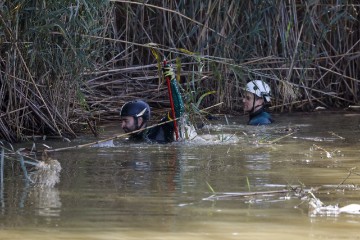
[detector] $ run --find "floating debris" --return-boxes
[29,151,62,188]
[30,159,61,188]
[91,139,115,147]
[309,197,360,217]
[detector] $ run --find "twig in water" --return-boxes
[328,131,345,140]
[203,189,293,201]
[48,103,224,152]
[17,153,34,183]
[255,131,294,145]
[48,117,181,152]
[224,115,229,125]
[265,132,295,144]
[246,176,251,191]
[335,167,357,190]
[206,181,216,194]
[312,144,332,158]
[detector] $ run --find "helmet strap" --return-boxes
[250,93,264,113]
[133,117,138,130]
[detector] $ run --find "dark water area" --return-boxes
[1,112,360,239]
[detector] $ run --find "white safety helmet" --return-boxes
[245,80,271,103]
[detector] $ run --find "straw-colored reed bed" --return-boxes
[0,0,359,142]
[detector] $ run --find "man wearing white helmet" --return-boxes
[243,80,273,125]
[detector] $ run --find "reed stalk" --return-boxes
[0,1,359,142]
[0,148,4,187]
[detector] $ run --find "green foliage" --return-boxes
[181,56,216,120]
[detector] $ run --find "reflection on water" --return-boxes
[1,112,360,239]
[32,186,61,218]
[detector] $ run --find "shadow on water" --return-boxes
[1,112,360,239]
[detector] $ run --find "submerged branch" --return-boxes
[47,117,181,152]
[203,189,293,201]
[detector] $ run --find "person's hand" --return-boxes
[163,65,175,80]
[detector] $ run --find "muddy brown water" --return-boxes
[1,112,360,239]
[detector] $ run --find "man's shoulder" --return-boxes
[144,123,173,144]
[249,111,273,125]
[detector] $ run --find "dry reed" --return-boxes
[0,1,359,142]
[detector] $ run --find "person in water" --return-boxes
[243,80,273,125]
[120,65,196,143]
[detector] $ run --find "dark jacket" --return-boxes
[248,109,273,125]
[128,117,174,144]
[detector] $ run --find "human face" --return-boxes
[121,116,143,133]
[242,92,263,113]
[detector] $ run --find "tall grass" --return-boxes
[0,0,359,142]
[108,0,359,112]
[0,0,113,142]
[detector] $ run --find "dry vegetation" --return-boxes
[0,0,359,142]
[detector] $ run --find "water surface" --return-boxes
[1,112,360,239]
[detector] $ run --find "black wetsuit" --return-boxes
[129,78,184,144]
[129,116,176,143]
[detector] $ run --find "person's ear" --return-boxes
[137,117,144,127]
[256,97,264,104]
